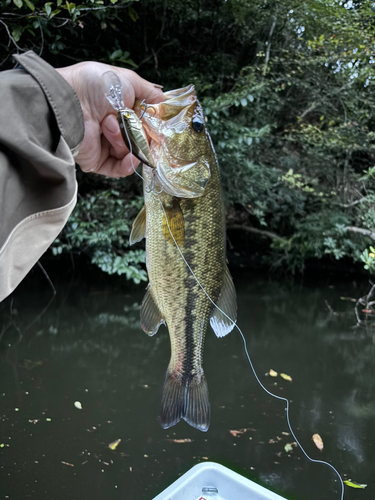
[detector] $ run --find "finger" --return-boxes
[95,152,141,179]
[115,69,164,107]
[102,114,129,157]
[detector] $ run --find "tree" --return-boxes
[1,0,375,280]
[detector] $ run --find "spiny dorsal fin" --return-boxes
[162,198,184,247]
[140,285,165,336]
[129,205,146,245]
[210,265,237,338]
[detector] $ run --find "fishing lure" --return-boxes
[101,71,155,169]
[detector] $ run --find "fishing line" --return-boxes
[120,113,162,194]
[158,190,345,500]
[124,111,345,500]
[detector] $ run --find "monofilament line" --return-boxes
[125,113,344,500]
[158,199,345,500]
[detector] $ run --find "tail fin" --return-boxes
[159,372,210,432]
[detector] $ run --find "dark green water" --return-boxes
[1,267,374,500]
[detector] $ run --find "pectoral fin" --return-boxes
[129,205,146,245]
[162,198,185,247]
[210,266,237,338]
[140,285,165,336]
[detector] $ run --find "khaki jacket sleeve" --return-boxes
[0,51,84,302]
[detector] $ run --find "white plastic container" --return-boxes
[152,462,287,500]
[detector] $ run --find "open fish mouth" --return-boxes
[162,84,196,104]
[136,83,212,198]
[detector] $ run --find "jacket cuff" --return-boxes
[13,51,84,152]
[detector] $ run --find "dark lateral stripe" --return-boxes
[182,248,197,384]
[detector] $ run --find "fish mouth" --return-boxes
[162,84,196,104]
[136,84,211,198]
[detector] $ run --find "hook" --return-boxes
[139,99,156,120]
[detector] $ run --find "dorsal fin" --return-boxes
[162,198,184,247]
[210,266,237,338]
[140,285,165,336]
[129,205,146,245]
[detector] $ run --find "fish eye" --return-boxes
[192,119,204,133]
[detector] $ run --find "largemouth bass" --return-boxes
[130,85,237,432]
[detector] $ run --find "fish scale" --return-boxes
[130,85,237,431]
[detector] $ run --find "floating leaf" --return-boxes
[312,433,324,451]
[167,438,193,443]
[74,401,82,410]
[108,439,121,450]
[269,369,278,377]
[280,373,292,382]
[284,442,297,453]
[229,428,249,437]
[20,359,43,370]
[344,480,367,489]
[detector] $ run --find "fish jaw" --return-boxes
[135,86,212,198]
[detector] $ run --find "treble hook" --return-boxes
[145,169,163,194]
[139,99,157,120]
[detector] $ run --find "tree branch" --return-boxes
[338,197,368,208]
[227,224,282,240]
[345,226,375,241]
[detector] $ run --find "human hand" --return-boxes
[56,62,163,178]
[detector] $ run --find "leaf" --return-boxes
[280,373,292,382]
[312,433,324,451]
[74,401,82,410]
[110,49,123,60]
[108,438,121,450]
[343,480,367,489]
[44,2,52,16]
[13,0,23,7]
[167,438,193,443]
[284,442,297,453]
[269,369,278,377]
[229,428,249,437]
[128,6,138,22]
[23,0,35,10]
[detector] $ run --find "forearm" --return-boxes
[0,51,84,302]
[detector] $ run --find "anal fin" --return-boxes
[210,265,237,338]
[140,285,165,336]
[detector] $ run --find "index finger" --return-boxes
[114,68,164,108]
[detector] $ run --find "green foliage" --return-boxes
[2,0,375,277]
[360,246,375,273]
[51,187,147,284]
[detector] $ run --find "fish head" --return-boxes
[136,85,213,198]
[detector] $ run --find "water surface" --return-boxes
[1,268,374,500]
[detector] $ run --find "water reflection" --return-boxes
[0,271,374,500]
